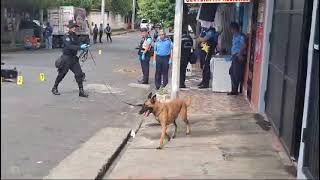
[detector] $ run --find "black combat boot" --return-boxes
[51,86,60,95]
[79,88,88,97]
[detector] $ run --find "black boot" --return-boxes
[198,84,209,89]
[51,86,60,95]
[79,88,88,97]
[197,82,204,87]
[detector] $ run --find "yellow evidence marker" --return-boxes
[17,75,23,85]
[39,73,45,81]
[98,50,102,55]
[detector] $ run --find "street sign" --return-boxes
[184,0,250,3]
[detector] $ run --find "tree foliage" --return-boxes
[137,0,175,27]
[92,0,132,16]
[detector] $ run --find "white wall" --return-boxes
[88,11,127,31]
[297,0,318,179]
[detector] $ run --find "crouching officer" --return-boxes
[52,22,89,97]
[180,30,193,88]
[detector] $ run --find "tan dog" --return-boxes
[139,92,192,149]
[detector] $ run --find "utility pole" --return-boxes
[101,0,105,28]
[171,0,183,99]
[131,0,136,30]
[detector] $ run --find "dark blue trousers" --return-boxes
[229,55,245,93]
[155,55,170,89]
[201,50,213,85]
[140,55,150,83]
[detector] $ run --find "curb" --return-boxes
[1,47,25,53]
[112,30,137,36]
[95,130,131,180]
[95,115,145,179]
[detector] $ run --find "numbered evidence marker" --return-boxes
[17,75,23,85]
[39,73,45,81]
[98,50,102,55]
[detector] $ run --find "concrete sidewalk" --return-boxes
[106,87,295,178]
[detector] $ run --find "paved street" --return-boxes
[1,32,150,179]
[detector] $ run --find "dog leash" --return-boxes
[103,82,143,107]
[78,47,143,107]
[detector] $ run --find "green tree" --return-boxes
[137,0,175,28]
[91,0,132,16]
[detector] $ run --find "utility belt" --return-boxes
[138,48,154,56]
[138,49,152,56]
[62,54,79,61]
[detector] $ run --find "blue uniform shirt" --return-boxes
[231,32,246,55]
[155,37,172,56]
[204,30,215,42]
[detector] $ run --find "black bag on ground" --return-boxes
[1,68,18,79]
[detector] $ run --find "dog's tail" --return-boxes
[185,96,192,107]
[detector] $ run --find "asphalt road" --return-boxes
[1,32,153,178]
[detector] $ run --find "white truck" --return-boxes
[48,6,90,48]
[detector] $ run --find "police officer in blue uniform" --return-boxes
[196,25,217,89]
[180,30,193,88]
[228,22,247,95]
[153,30,173,90]
[137,28,153,84]
[51,22,89,97]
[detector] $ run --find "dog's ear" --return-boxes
[147,92,152,99]
[151,94,156,103]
